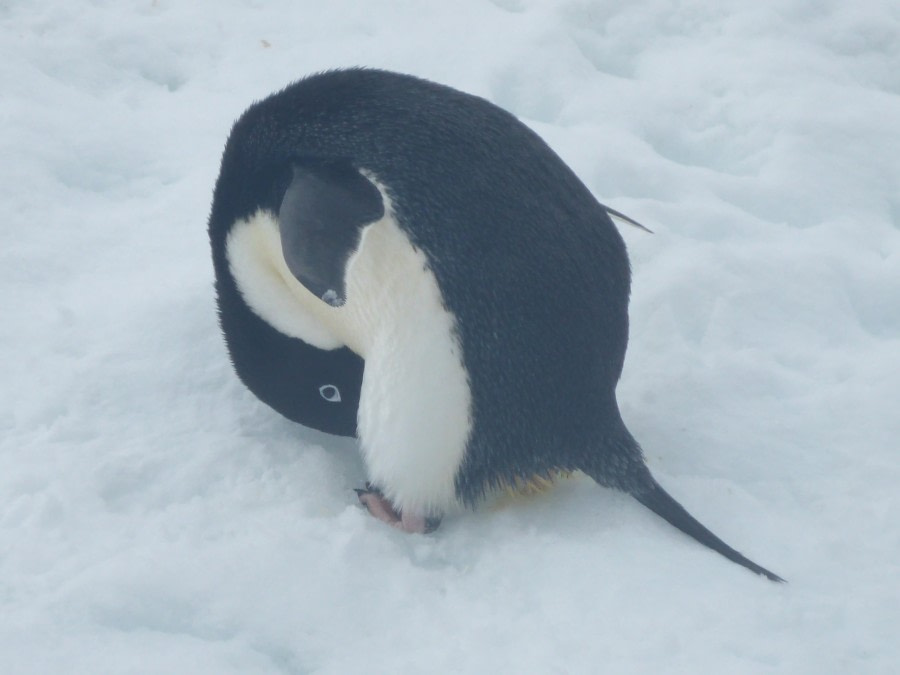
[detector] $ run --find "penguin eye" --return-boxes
[318,384,342,403]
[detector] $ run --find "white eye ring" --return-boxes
[318,384,342,403]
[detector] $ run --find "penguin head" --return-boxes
[209,154,368,437]
[217,284,364,436]
[251,337,363,436]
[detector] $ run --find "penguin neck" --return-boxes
[226,210,345,351]
[227,208,427,357]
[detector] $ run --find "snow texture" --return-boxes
[2,1,899,673]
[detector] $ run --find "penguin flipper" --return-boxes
[278,160,385,306]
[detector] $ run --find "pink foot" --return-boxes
[355,486,442,534]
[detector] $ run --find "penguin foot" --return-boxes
[355,484,442,534]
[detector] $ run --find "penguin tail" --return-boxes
[582,430,785,583]
[602,205,654,234]
[630,478,785,583]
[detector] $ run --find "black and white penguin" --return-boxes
[208,68,783,581]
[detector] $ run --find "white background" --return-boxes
[2,1,898,673]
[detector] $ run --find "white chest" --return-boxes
[226,206,473,516]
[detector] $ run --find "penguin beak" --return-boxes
[320,289,345,307]
[291,268,346,308]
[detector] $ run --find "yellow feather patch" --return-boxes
[490,471,573,509]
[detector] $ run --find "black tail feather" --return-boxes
[632,480,785,583]
[602,205,654,233]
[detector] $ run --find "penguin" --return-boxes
[208,68,783,582]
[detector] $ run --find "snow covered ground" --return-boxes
[2,1,899,672]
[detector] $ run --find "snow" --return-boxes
[2,0,899,672]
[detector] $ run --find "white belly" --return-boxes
[226,201,472,516]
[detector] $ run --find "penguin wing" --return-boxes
[278,161,385,306]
